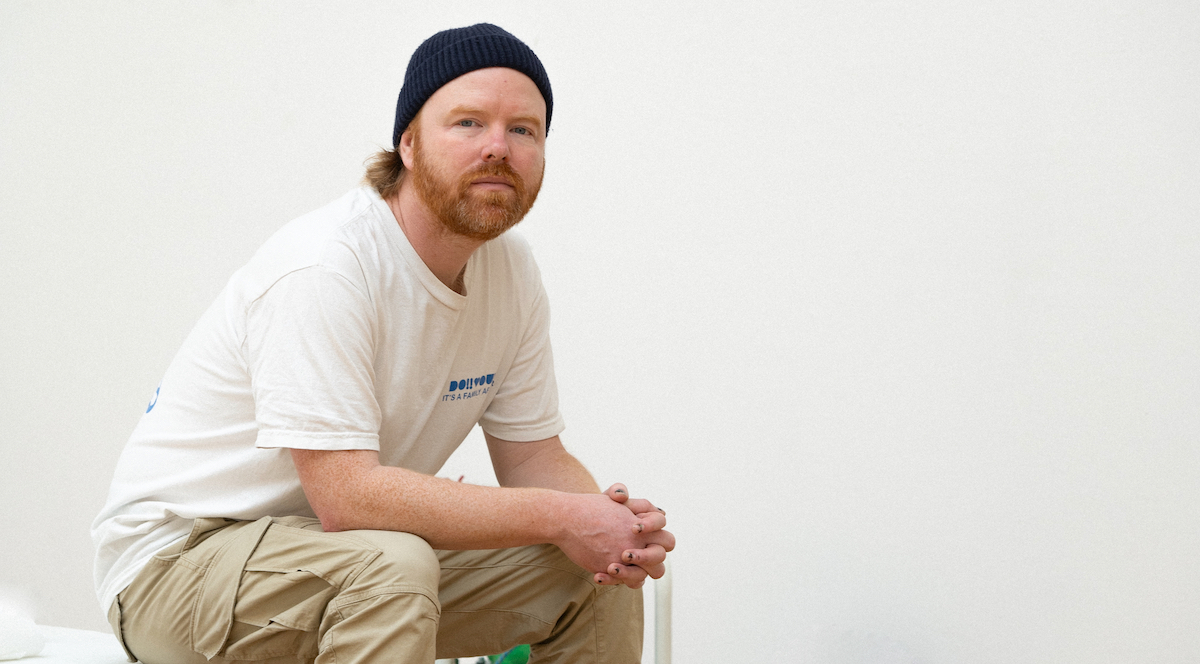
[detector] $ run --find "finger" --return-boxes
[622,544,667,570]
[622,497,657,514]
[607,562,649,589]
[632,511,667,534]
[641,562,667,580]
[595,572,638,587]
[641,529,675,553]
[594,571,637,586]
[603,483,629,504]
[622,547,667,579]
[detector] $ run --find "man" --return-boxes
[93,24,673,664]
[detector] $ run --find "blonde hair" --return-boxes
[364,147,405,200]
[364,111,421,199]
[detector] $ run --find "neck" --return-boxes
[387,183,485,294]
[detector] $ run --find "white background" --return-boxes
[2,1,1199,662]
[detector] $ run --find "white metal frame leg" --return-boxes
[654,561,672,664]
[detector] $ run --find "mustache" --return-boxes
[461,162,525,189]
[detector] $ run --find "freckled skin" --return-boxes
[293,438,673,587]
[293,68,674,587]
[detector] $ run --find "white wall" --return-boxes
[3,1,1198,662]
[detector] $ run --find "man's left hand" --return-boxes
[595,483,673,589]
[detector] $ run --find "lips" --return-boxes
[471,176,515,188]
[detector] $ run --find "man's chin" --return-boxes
[468,189,518,208]
[441,209,524,242]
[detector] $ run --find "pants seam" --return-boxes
[441,607,555,628]
[440,561,595,583]
[331,584,441,614]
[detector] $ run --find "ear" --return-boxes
[399,128,416,170]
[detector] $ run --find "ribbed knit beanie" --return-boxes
[392,23,553,147]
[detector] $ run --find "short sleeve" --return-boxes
[477,262,565,442]
[244,266,382,450]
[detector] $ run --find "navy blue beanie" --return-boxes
[392,23,553,147]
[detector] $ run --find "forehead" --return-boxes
[421,67,547,123]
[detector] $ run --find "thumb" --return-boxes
[603,483,629,504]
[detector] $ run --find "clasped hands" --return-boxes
[592,483,674,589]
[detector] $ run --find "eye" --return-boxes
[511,126,531,136]
[458,119,477,127]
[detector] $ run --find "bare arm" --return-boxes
[291,444,672,581]
[484,432,600,493]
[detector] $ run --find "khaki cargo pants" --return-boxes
[107,516,642,663]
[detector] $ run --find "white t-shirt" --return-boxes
[92,187,565,611]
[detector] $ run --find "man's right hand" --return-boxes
[553,491,675,590]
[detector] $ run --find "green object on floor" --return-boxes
[488,644,530,664]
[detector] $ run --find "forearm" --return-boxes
[295,449,576,550]
[292,445,666,580]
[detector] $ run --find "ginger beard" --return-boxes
[409,130,544,242]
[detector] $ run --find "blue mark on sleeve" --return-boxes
[145,385,160,413]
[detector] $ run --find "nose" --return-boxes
[482,126,509,162]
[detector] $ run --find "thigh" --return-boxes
[117,516,432,664]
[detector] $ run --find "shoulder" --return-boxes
[257,188,380,266]
[232,188,386,302]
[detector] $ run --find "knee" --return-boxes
[344,530,441,599]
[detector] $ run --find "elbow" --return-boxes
[314,510,348,533]
[309,498,362,533]
[292,448,377,533]
[304,481,364,533]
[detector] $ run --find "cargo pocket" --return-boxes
[189,516,381,662]
[190,516,275,660]
[219,569,335,661]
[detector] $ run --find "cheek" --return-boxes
[514,148,545,182]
